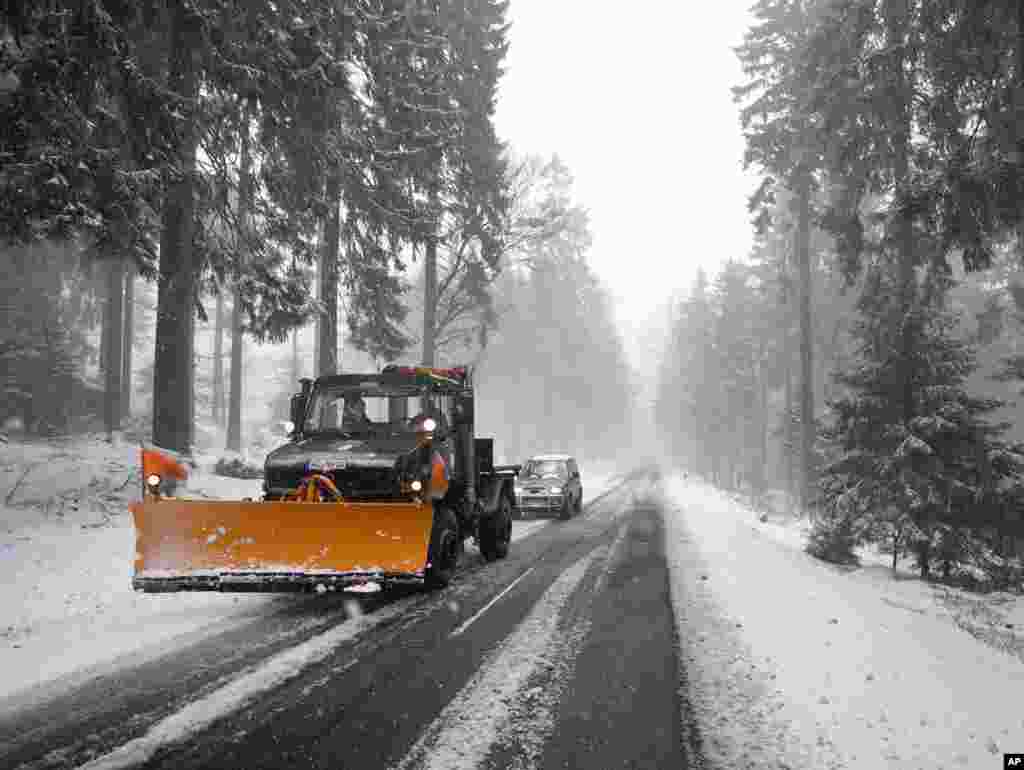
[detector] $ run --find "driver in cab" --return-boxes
[341,394,372,431]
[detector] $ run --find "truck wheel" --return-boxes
[480,496,512,561]
[425,506,459,590]
[574,493,583,514]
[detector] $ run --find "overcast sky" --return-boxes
[493,0,760,370]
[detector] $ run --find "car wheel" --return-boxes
[425,506,459,590]
[559,496,572,521]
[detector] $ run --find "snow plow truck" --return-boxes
[131,365,519,593]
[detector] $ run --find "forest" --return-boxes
[656,0,1024,586]
[0,1,634,468]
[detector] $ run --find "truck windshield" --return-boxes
[303,387,442,437]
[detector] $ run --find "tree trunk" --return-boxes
[188,323,196,450]
[99,313,107,379]
[757,339,769,504]
[824,318,842,405]
[1016,0,1024,261]
[98,268,108,376]
[784,326,797,513]
[213,290,225,425]
[121,261,134,420]
[313,258,321,376]
[103,256,124,439]
[318,175,341,376]
[227,292,243,453]
[422,238,438,367]
[796,172,815,516]
[887,0,916,426]
[226,111,254,454]
[152,0,199,455]
[292,327,300,383]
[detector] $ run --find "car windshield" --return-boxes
[523,459,567,479]
[303,387,443,437]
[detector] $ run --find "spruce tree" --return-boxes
[818,264,1024,576]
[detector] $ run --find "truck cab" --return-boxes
[263,365,519,563]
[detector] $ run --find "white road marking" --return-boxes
[78,599,414,770]
[450,503,620,639]
[510,520,549,542]
[450,567,536,638]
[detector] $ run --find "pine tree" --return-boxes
[818,265,1024,575]
[734,0,823,512]
[655,269,720,478]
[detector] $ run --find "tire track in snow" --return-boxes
[75,597,416,770]
[392,520,631,770]
[491,519,632,770]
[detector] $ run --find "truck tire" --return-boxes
[480,495,512,561]
[425,506,459,590]
[574,492,583,514]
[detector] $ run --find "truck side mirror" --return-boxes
[454,394,473,425]
[289,393,307,434]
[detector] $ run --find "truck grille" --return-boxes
[332,467,398,498]
[265,466,399,499]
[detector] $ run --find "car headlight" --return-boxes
[550,486,562,494]
[411,480,422,492]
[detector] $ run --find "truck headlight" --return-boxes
[411,480,422,492]
[550,486,562,494]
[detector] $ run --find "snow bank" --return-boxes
[724,487,1024,664]
[581,462,622,504]
[661,472,1024,769]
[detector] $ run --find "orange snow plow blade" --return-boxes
[130,498,434,593]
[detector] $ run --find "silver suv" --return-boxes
[515,454,583,520]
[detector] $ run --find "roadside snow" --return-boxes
[0,438,288,701]
[581,462,621,504]
[662,473,1024,769]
